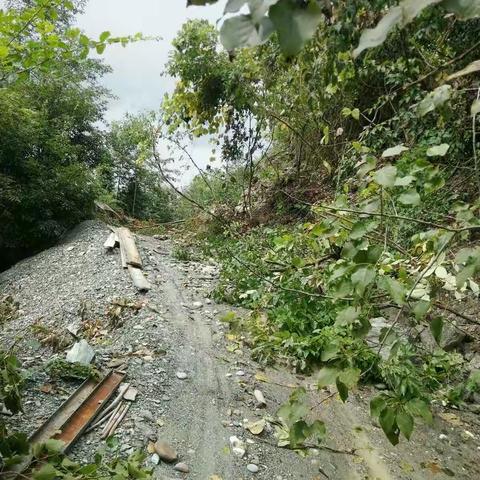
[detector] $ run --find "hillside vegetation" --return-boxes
[1,0,480,477]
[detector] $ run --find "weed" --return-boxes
[31,320,72,352]
[172,245,195,262]
[0,295,18,325]
[45,358,100,381]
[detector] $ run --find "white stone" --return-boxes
[66,340,94,365]
[176,371,188,380]
[247,464,259,473]
[229,436,246,458]
[236,370,245,376]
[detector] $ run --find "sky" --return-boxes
[76,0,225,185]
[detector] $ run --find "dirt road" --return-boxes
[1,221,478,479]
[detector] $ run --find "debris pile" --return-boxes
[104,227,151,292]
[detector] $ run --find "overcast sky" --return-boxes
[77,0,225,185]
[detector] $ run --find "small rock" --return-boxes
[229,436,246,458]
[236,370,245,376]
[439,433,448,441]
[253,389,266,408]
[147,442,156,454]
[66,322,81,338]
[66,340,94,365]
[192,301,203,309]
[176,371,188,380]
[247,464,259,473]
[174,462,190,473]
[150,454,160,465]
[154,440,178,463]
[124,386,138,401]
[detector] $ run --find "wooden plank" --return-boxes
[119,240,128,269]
[117,227,142,268]
[128,266,151,291]
[104,232,117,249]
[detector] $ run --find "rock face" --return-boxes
[65,339,94,364]
[154,440,178,463]
[366,317,392,359]
[420,322,466,351]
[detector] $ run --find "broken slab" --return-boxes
[123,386,138,401]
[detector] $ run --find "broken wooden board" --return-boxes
[116,227,142,268]
[128,265,151,291]
[119,239,128,269]
[104,232,118,249]
[30,370,125,452]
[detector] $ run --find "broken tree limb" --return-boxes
[101,402,125,439]
[85,408,115,433]
[107,402,131,437]
[116,227,142,268]
[128,266,151,291]
[92,382,130,424]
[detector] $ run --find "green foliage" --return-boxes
[104,113,174,222]
[45,358,100,381]
[276,388,326,448]
[172,244,195,262]
[0,349,24,414]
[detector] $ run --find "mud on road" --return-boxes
[1,221,479,479]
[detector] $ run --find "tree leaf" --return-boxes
[373,165,397,187]
[379,406,398,444]
[95,43,106,54]
[353,0,441,58]
[321,342,339,362]
[336,377,348,402]
[349,220,379,240]
[406,398,433,424]
[430,317,444,345]
[99,31,111,42]
[398,189,421,206]
[316,367,339,388]
[370,395,387,417]
[269,0,323,56]
[351,265,376,296]
[396,409,414,440]
[338,367,360,389]
[33,464,58,480]
[220,14,259,50]
[394,175,416,186]
[382,276,407,305]
[224,0,248,13]
[336,306,360,326]
[413,300,431,319]
[417,85,452,116]
[382,145,409,158]
[426,144,450,156]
